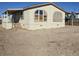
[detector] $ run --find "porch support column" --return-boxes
[4,12,8,29]
[7,11,9,19]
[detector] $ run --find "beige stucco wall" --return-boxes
[23,5,65,30]
[2,15,13,29]
[21,10,30,29]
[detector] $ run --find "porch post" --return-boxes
[3,13,6,28]
[5,11,9,28]
[7,11,9,19]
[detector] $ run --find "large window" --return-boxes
[53,11,63,22]
[35,10,47,22]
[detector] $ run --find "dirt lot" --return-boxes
[0,26,79,56]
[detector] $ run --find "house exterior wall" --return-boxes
[22,10,30,29]
[23,5,65,30]
[2,14,13,29]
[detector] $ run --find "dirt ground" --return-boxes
[0,26,79,56]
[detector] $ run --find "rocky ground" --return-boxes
[0,26,79,56]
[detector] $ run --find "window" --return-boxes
[53,11,63,22]
[35,10,47,22]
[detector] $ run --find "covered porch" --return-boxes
[2,8,24,29]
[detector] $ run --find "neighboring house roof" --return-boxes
[23,3,67,13]
[66,12,79,14]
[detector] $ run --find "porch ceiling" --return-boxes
[3,8,23,14]
[8,10,17,14]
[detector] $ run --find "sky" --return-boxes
[0,2,79,15]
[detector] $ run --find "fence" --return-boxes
[65,19,79,26]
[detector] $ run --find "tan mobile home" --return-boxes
[2,3,65,30]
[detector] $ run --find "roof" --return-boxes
[3,8,23,14]
[7,8,23,11]
[23,3,66,13]
[3,3,66,14]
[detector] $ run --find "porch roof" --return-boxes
[3,8,23,14]
[7,8,23,11]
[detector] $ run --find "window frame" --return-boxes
[34,10,47,22]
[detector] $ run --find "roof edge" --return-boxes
[23,2,66,13]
